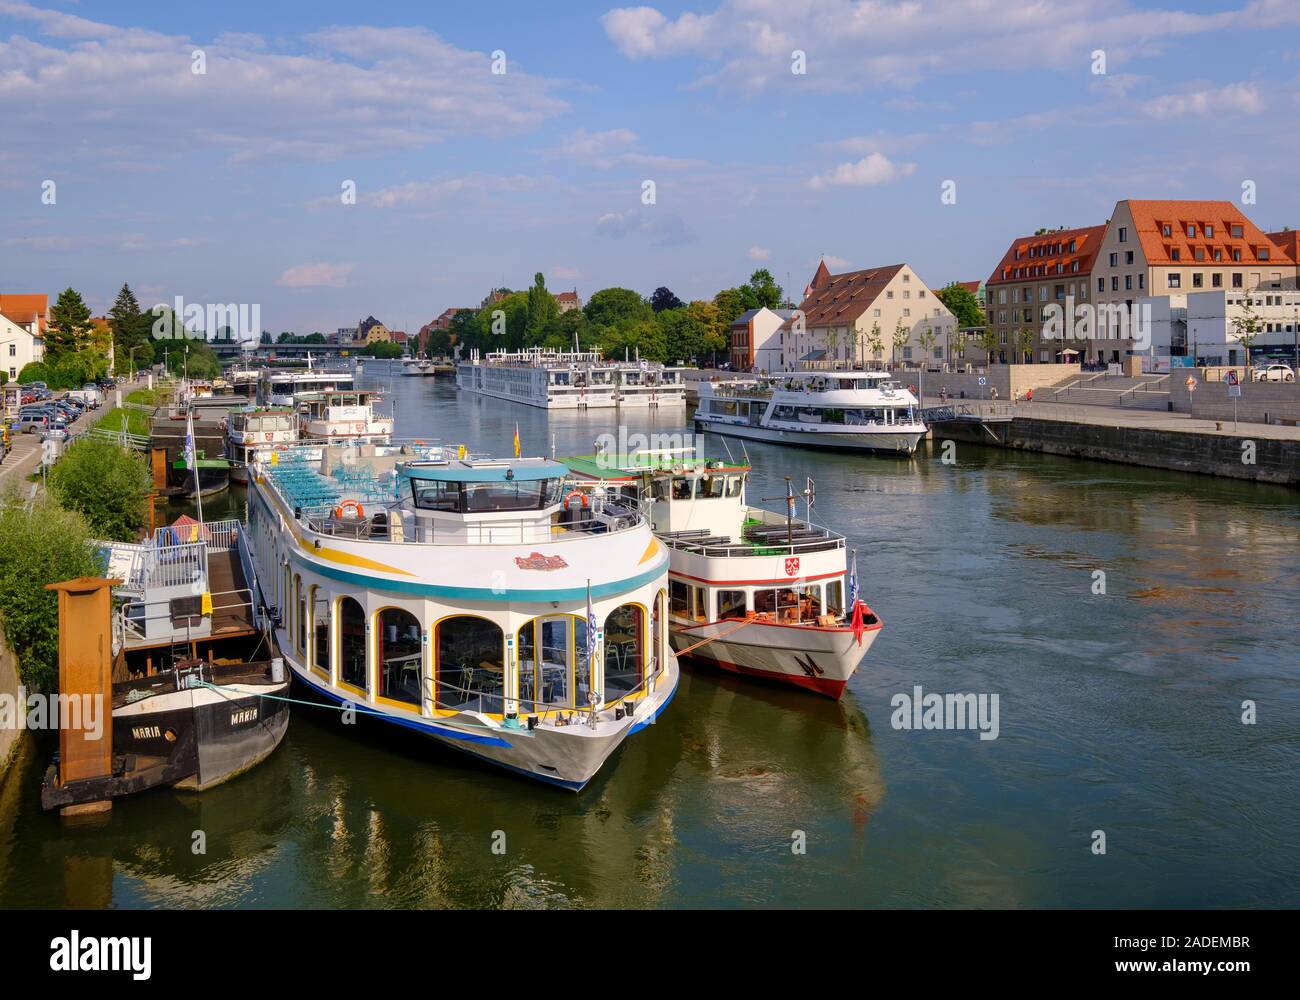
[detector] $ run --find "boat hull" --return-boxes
[283,653,678,790]
[693,416,924,455]
[670,616,880,698]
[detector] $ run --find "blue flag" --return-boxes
[848,549,859,609]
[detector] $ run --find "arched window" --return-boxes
[377,607,422,707]
[604,604,644,698]
[516,615,586,710]
[338,597,367,693]
[436,616,503,713]
[311,587,329,677]
[652,589,665,676]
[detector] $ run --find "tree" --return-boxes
[526,272,560,343]
[865,322,884,366]
[46,287,93,359]
[448,309,477,354]
[977,327,1001,365]
[917,321,938,364]
[1014,327,1036,364]
[937,283,985,329]
[363,341,404,359]
[164,337,222,379]
[891,320,911,366]
[584,288,652,330]
[109,283,152,375]
[712,287,746,328]
[48,438,152,542]
[0,493,105,692]
[1231,293,1263,368]
[657,307,721,364]
[745,269,783,310]
[650,286,684,313]
[600,318,666,361]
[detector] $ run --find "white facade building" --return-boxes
[0,295,48,383]
[1137,290,1300,367]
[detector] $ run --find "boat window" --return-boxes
[726,475,744,497]
[462,480,552,513]
[652,590,664,674]
[692,586,708,621]
[339,597,367,692]
[378,607,422,707]
[700,475,725,499]
[826,580,844,615]
[436,616,504,713]
[604,604,643,699]
[669,579,691,616]
[312,588,329,676]
[651,478,671,501]
[671,477,694,500]
[517,621,538,709]
[717,590,747,619]
[754,587,820,622]
[410,480,459,511]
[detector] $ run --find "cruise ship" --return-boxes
[694,370,926,454]
[258,355,354,406]
[297,388,394,443]
[566,449,880,698]
[244,443,679,789]
[457,348,687,409]
[224,406,298,484]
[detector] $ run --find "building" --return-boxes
[332,326,357,346]
[777,260,956,370]
[357,316,391,345]
[728,307,795,372]
[555,289,582,313]
[479,288,509,309]
[984,225,1105,363]
[952,280,986,309]
[0,293,48,382]
[1090,200,1299,364]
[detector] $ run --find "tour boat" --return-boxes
[259,354,354,406]
[565,449,881,698]
[694,370,926,455]
[457,348,687,409]
[244,444,679,789]
[225,406,299,484]
[297,388,394,443]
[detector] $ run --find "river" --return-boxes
[2,360,1297,908]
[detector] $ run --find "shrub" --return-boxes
[47,438,151,541]
[0,493,104,693]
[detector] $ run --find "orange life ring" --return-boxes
[335,499,365,520]
[563,491,589,510]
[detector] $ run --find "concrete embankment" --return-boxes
[0,629,27,782]
[932,414,1300,485]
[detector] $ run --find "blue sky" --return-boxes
[3,0,1299,333]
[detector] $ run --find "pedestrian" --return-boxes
[1025,388,1033,402]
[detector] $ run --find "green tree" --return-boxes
[650,286,684,313]
[164,337,222,379]
[1014,327,1036,364]
[526,272,560,343]
[891,320,911,365]
[657,307,721,364]
[977,327,1001,365]
[46,287,93,359]
[712,287,746,328]
[865,322,884,366]
[109,283,152,375]
[1230,293,1263,368]
[600,318,666,361]
[937,283,985,329]
[363,341,405,359]
[448,309,478,353]
[584,288,653,330]
[48,438,152,542]
[745,269,784,310]
[0,493,105,692]
[917,321,938,364]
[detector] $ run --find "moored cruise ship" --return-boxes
[298,388,394,443]
[225,406,298,483]
[565,449,881,698]
[694,370,926,455]
[457,348,687,409]
[245,444,679,789]
[258,355,354,406]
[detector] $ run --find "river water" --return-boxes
[2,360,1297,908]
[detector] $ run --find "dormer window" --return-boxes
[1231,224,1244,238]
[1187,224,1196,238]
[1259,247,1270,260]
[1205,224,1214,237]
[1162,224,1172,238]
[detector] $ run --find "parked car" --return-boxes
[18,411,53,434]
[1251,363,1296,383]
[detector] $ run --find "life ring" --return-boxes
[354,421,364,433]
[335,499,365,520]
[264,431,273,442]
[563,491,589,510]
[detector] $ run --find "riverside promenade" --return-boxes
[921,395,1300,485]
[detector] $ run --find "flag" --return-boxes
[851,597,866,646]
[848,548,859,609]
[786,477,796,517]
[513,422,521,458]
[183,409,197,470]
[806,476,815,516]
[585,579,598,662]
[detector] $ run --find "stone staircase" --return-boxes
[1046,372,1171,410]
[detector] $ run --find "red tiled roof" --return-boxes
[555,290,579,302]
[955,281,981,293]
[781,263,905,330]
[1265,229,1300,264]
[0,293,49,333]
[1123,200,1286,266]
[986,225,1106,286]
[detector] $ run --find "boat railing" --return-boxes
[116,586,254,648]
[661,531,844,558]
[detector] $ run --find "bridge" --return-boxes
[921,402,1016,424]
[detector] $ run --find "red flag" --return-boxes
[851,599,865,646]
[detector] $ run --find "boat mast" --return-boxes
[185,404,205,524]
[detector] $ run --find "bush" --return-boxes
[17,361,50,385]
[0,493,104,693]
[47,438,152,541]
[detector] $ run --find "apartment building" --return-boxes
[0,293,49,382]
[728,306,795,372]
[984,225,1105,363]
[1090,200,1299,363]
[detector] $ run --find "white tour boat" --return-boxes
[566,449,880,698]
[259,354,354,406]
[225,406,299,484]
[245,445,679,789]
[457,348,687,409]
[297,388,394,444]
[694,370,926,455]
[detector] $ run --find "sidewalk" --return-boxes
[0,404,104,493]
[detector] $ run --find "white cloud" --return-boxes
[358,174,542,210]
[821,255,852,270]
[594,208,695,246]
[748,246,770,260]
[545,128,704,171]
[1142,82,1265,118]
[0,2,569,164]
[601,0,1247,93]
[809,153,916,190]
[276,262,355,288]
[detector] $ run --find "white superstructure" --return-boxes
[456,348,687,409]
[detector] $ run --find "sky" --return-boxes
[3,0,1300,334]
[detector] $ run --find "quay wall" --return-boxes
[0,627,25,781]
[1169,371,1300,425]
[933,417,1300,485]
[919,363,1079,401]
